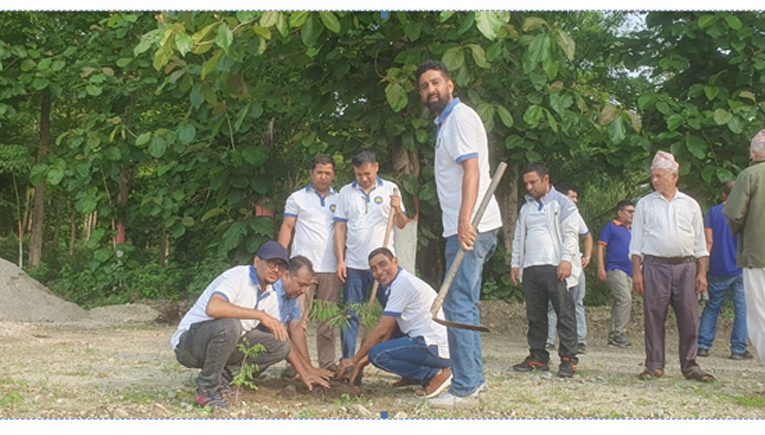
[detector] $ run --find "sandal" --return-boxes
[638,368,665,380]
[684,370,715,383]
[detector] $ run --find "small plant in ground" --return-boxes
[0,391,23,412]
[231,338,266,405]
[311,299,382,330]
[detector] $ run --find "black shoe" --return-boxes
[730,350,754,360]
[608,332,631,348]
[697,348,709,357]
[513,355,549,372]
[558,357,577,378]
[545,343,555,350]
[576,343,586,355]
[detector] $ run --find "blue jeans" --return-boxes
[698,274,748,354]
[546,272,587,345]
[443,230,497,397]
[368,336,450,384]
[340,268,388,359]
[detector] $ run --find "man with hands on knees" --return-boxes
[336,248,452,399]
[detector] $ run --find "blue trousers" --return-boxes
[340,268,388,358]
[698,274,748,354]
[443,230,497,397]
[368,336,450,384]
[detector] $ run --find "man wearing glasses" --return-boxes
[171,241,330,409]
[597,200,636,349]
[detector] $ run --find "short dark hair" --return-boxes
[723,180,735,198]
[352,150,377,167]
[556,183,577,196]
[415,60,451,82]
[368,247,395,262]
[288,255,314,276]
[521,162,549,179]
[615,199,634,216]
[311,154,335,171]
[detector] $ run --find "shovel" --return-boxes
[430,162,508,332]
[368,188,398,304]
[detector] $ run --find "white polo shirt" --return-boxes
[171,265,279,349]
[434,98,502,238]
[382,268,450,359]
[334,177,405,270]
[284,184,339,273]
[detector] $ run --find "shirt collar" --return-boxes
[382,266,404,293]
[612,219,631,229]
[434,97,461,127]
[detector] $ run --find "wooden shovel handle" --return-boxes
[369,187,399,303]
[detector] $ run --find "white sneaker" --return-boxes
[428,391,479,408]
[469,383,487,398]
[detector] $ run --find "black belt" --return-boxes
[644,255,696,265]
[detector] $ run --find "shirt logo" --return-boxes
[374,196,383,204]
[329,204,336,212]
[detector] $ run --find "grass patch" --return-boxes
[734,394,765,408]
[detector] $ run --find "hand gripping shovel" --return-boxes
[430,162,508,332]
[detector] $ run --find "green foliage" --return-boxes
[310,299,382,330]
[231,338,266,404]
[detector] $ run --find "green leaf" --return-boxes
[85,84,102,96]
[319,12,341,34]
[608,117,626,144]
[301,15,321,47]
[182,216,195,227]
[467,44,490,68]
[241,145,268,166]
[51,59,66,71]
[20,59,36,71]
[525,150,542,162]
[178,124,197,144]
[523,105,544,127]
[439,11,455,23]
[495,104,514,128]
[192,22,219,44]
[135,132,152,146]
[522,17,547,32]
[47,167,65,186]
[698,15,717,29]
[442,46,465,72]
[723,15,743,30]
[31,78,49,90]
[76,197,97,214]
[116,57,132,67]
[476,12,502,40]
[215,24,234,50]
[704,85,719,101]
[289,11,310,28]
[666,114,684,131]
[403,22,422,42]
[149,136,167,158]
[93,248,112,263]
[385,82,408,113]
[201,207,226,221]
[556,29,575,61]
[201,50,223,80]
[685,135,707,159]
[175,33,193,56]
[190,83,204,108]
[727,116,744,134]
[738,90,756,102]
[260,11,280,27]
[221,221,246,252]
[713,108,732,125]
[716,167,735,183]
[134,29,159,56]
[457,12,475,35]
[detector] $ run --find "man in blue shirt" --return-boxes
[698,181,753,360]
[597,200,635,348]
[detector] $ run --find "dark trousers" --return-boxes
[175,318,291,393]
[642,259,700,374]
[522,265,578,362]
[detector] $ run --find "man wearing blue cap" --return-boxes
[172,241,329,409]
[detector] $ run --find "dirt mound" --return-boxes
[0,257,87,322]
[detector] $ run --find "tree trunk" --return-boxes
[114,167,129,245]
[496,163,519,260]
[159,228,169,266]
[52,195,62,250]
[69,205,76,256]
[28,89,51,268]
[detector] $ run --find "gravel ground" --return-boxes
[0,301,763,419]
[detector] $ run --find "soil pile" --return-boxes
[0,257,87,322]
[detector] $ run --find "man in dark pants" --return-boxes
[630,151,713,382]
[171,242,329,409]
[511,162,581,378]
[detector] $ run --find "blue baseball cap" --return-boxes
[255,241,289,266]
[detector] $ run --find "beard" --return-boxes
[425,94,449,114]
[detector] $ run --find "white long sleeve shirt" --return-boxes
[629,190,709,259]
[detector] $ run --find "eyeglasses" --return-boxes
[264,260,286,272]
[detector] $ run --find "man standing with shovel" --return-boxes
[416,60,502,408]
